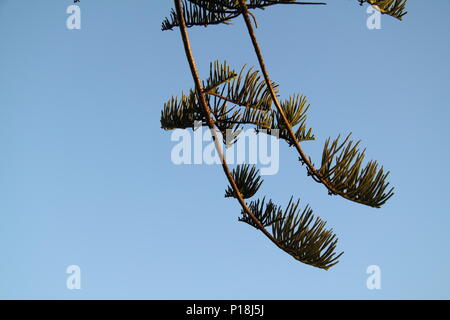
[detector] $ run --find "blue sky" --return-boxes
[0,0,449,299]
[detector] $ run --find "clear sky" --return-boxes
[1,0,449,299]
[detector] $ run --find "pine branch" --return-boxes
[240,197,282,228]
[161,0,409,269]
[161,61,275,132]
[246,0,327,10]
[203,60,238,92]
[163,60,316,148]
[238,0,396,208]
[161,90,204,130]
[240,107,273,130]
[318,134,394,207]
[204,62,315,144]
[240,197,343,270]
[359,0,408,20]
[163,0,407,31]
[225,165,263,199]
[168,0,342,270]
[210,99,242,144]
[274,94,315,144]
[162,0,327,31]
[204,63,277,111]
[162,0,240,31]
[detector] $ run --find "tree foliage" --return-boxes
[161,0,408,270]
[163,0,408,30]
[358,0,408,20]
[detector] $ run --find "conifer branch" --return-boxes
[169,0,342,270]
[240,197,343,269]
[161,0,408,269]
[238,0,396,208]
[162,60,314,143]
[162,0,327,31]
[359,0,408,20]
[163,1,408,31]
[161,90,204,130]
[204,63,277,111]
[225,164,263,199]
